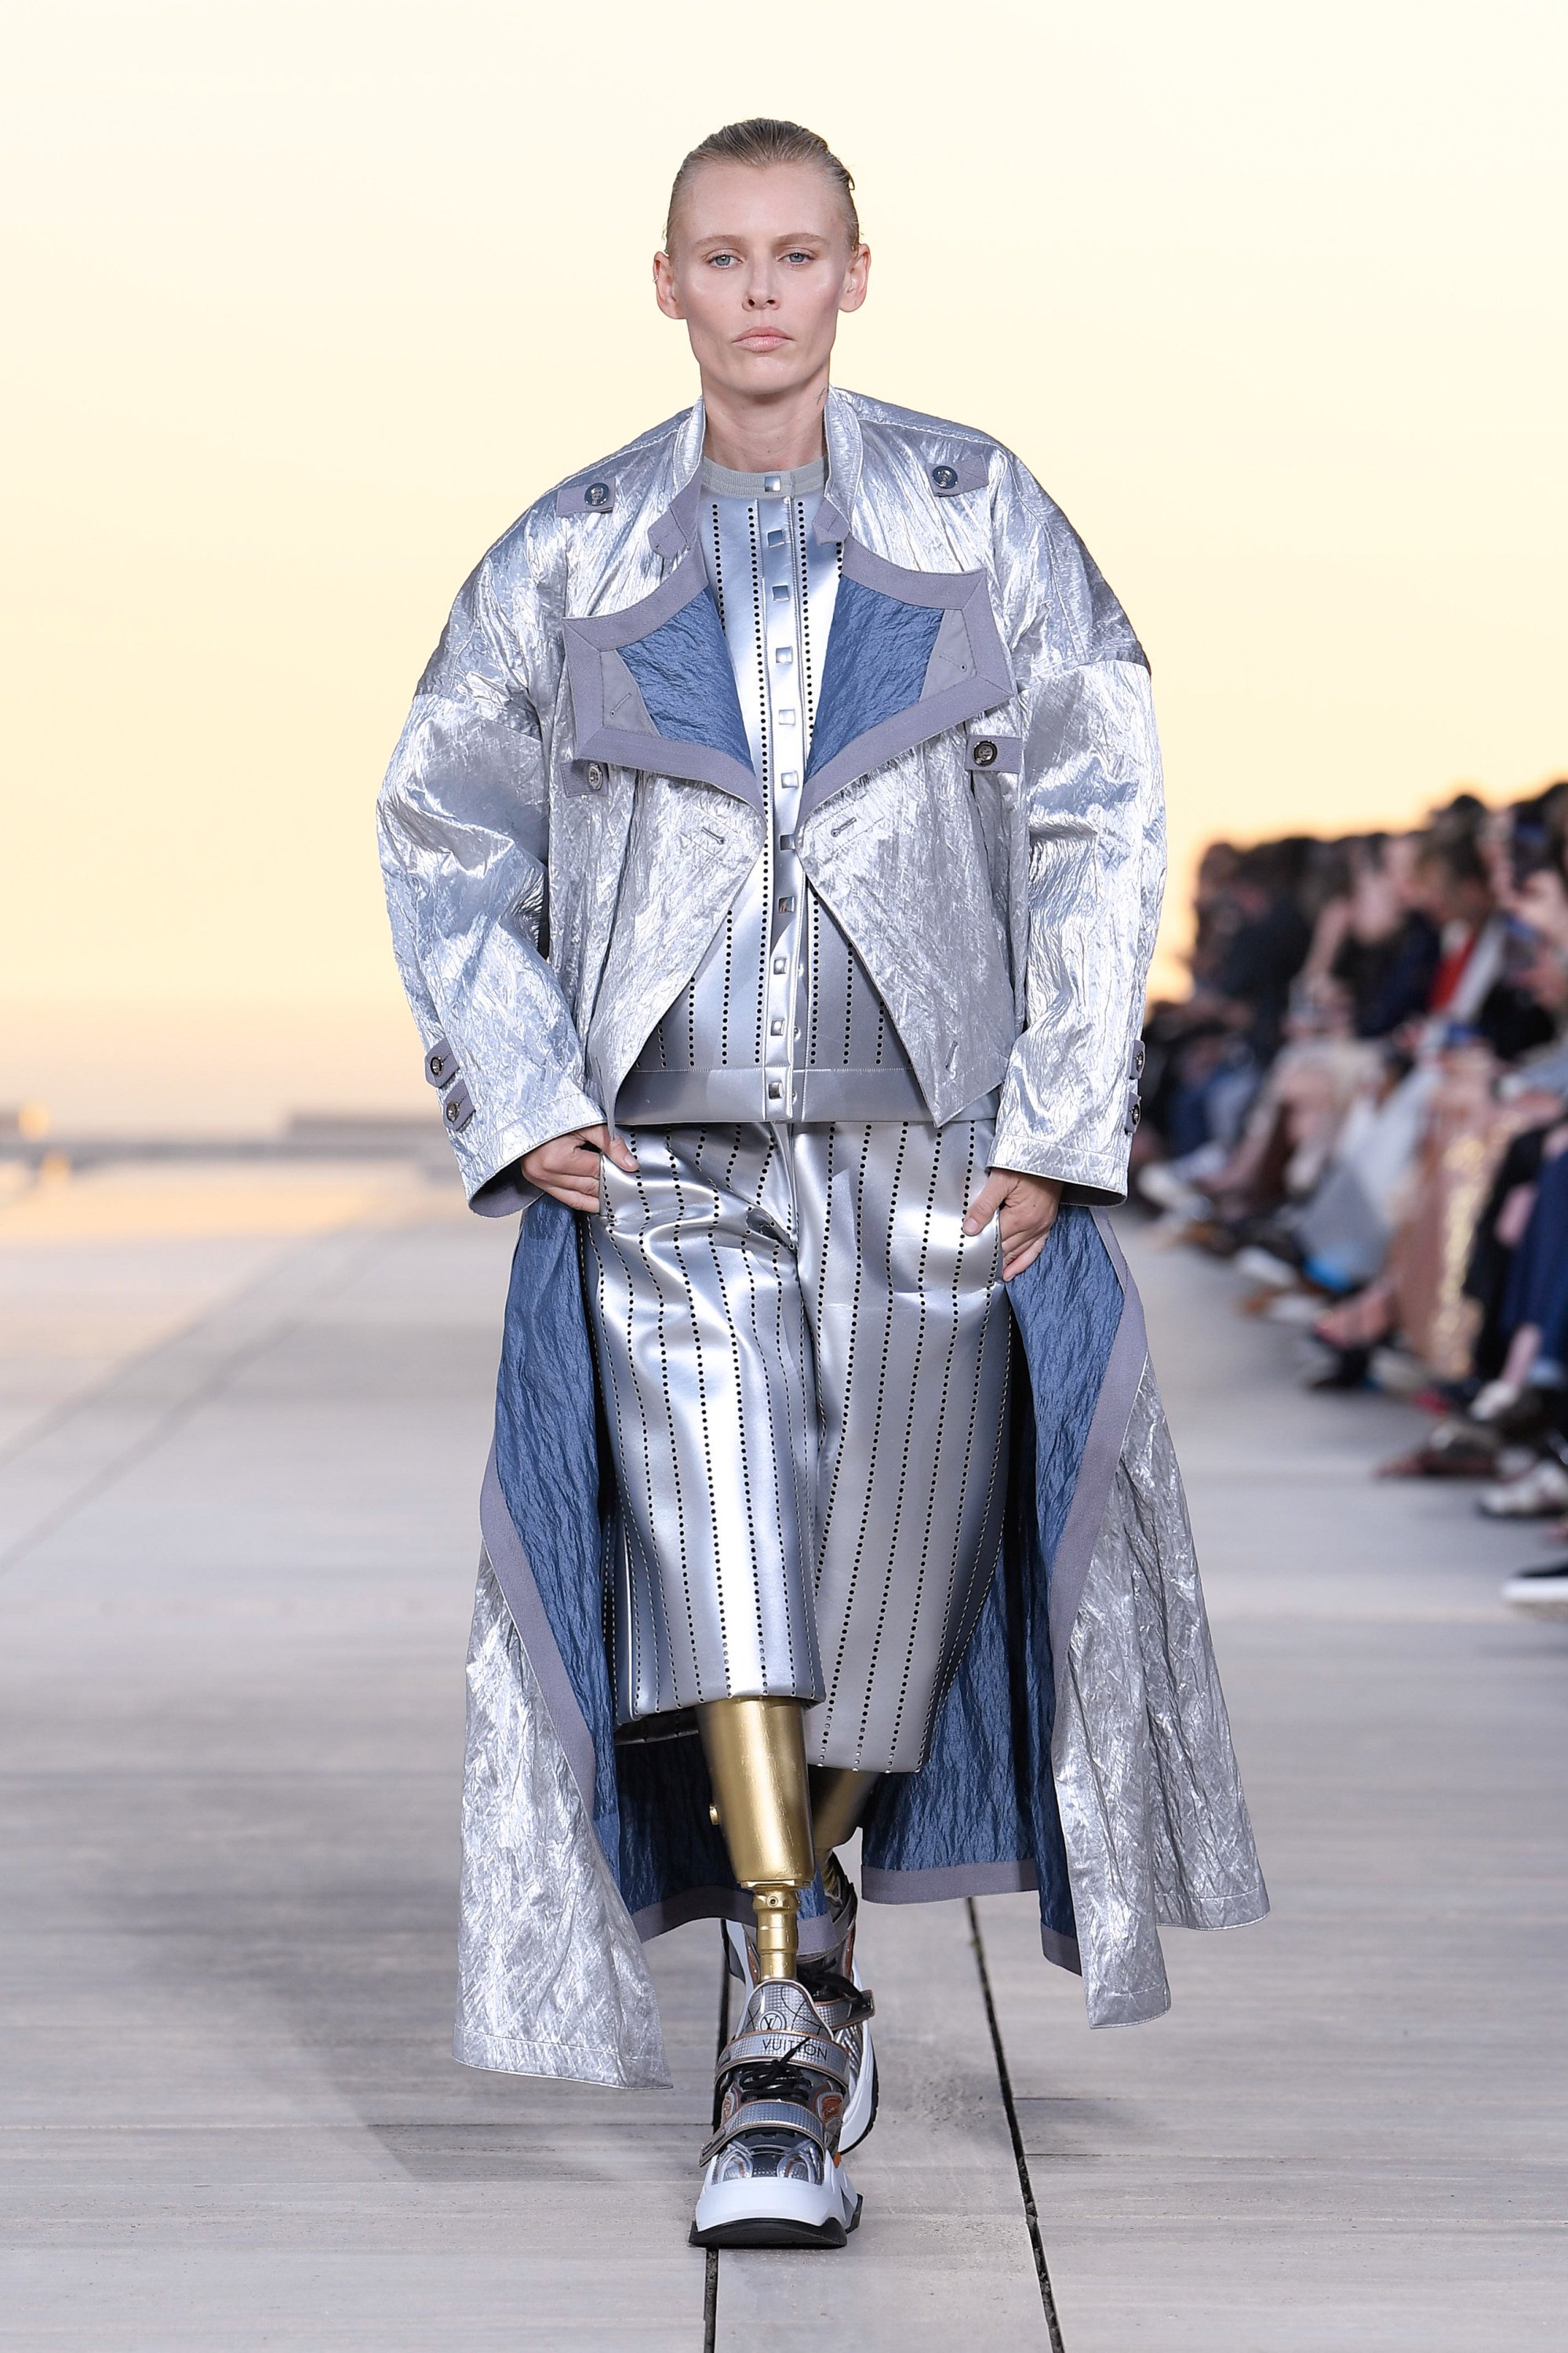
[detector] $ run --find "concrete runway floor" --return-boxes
[1,1160,1565,2348]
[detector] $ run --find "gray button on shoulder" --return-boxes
[931,464,959,492]
[971,738,998,767]
[584,481,612,508]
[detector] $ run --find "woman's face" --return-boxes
[654,161,868,406]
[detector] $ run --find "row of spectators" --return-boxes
[1134,782,1568,1612]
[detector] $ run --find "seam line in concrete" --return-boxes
[968,1896,1068,2351]
[704,1928,732,2349]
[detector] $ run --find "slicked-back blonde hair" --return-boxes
[664,118,860,251]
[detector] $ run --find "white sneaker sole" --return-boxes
[691,2158,862,2249]
[724,1921,879,2154]
[1503,1578,1568,1618]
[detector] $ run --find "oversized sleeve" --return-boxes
[988,461,1166,1204]
[377,548,603,1214]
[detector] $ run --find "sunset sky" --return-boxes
[2,0,1563,1131]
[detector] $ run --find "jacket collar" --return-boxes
[646,388,863,560]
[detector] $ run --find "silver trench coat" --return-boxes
[377,390,1266,2085]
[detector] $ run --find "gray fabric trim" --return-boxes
[478,1446,599,1823]
[1040,1923,1084,1976]
[700,456,828,499]
[1045,1211,1148,1698]
[424,1036,458,1088]
[930,449,990,497]
[555,476,617,516]
[797,543,1013,822]
[647,468,703,559]
[615,1065,929,1125]
[613,1070,1002,1126]
[631,1886,845,1956]
[861,1859,1039,1904]
[563,560,760,807]
[968,733,1022,774]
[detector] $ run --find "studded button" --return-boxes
[972,738,998,767]
[762,474,783,493]
[932,464,959,491]
[584,481,611,508]
[586,763,605,791]
[768,1080,784,1100]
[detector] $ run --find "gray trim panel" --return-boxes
[861,1859,1039,1904]
[478,1448,599,1823]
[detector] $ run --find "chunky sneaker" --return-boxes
[691,1976,863,2249]
[1502,1557,1568,1617]
[722,1852,878,2152]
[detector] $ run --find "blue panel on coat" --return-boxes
[806,577,946,780]
[617,588,755,773]
[493,1200,623,1857]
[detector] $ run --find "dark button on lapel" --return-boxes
[931,464,959,492]
[584,481,612,508]
[971,738,999,767]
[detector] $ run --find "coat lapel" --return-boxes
[798,538,1013,824]
[562,562,761,810]
[562,388,1013,821]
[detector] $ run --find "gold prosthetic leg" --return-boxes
[809,1768,882,1863]
[698,1698,813,1981]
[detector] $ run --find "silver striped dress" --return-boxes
[584,460,1013,1774]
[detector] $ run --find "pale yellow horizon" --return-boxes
[2,0,1564,1132]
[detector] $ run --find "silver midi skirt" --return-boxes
[582,1120,1012,1773]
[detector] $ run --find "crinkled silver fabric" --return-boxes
[377,386,1163,1215]
[454,1552,671,2087]
[582,1120,1010,1768]
[1053,1364,1269,2027]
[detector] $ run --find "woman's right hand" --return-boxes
[521,1124,637,1211]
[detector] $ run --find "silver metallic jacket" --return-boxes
[378,388,1165,1207]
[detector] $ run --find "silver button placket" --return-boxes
[759,480,802,1116]
[759,479,840,1120]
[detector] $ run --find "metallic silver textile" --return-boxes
[377,387,1163,1215]
[1053,1364,1268,2027]
[454,1551,671,2087]
[621,466,924,1127]
[582,1120,1011,1772]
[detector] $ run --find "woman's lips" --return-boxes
[736,330,788,350]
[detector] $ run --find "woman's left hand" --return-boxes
[964,1167,1064,1280]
